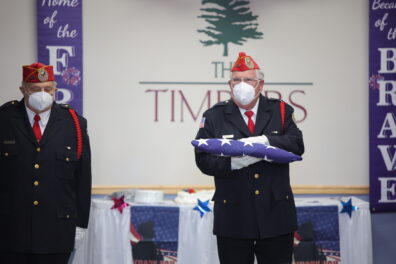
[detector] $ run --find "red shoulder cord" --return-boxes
[68,109,83,160]
[280,101,285,131]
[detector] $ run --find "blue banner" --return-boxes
[37,0,83,114]
[369,0,396,212]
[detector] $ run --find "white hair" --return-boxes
[255,69,264,80]
[230,69,265,80]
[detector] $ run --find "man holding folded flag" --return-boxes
[194,52,304,264]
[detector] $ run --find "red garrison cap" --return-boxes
[231,52,260,72]
[23,63,55,83]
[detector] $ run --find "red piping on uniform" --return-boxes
[280,101,285,131]
[68,109,82,160]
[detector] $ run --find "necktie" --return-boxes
[245,110,255,134]
[32,114,42,142]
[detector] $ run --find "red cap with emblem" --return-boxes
[231,52,260,72]
[23,62,55,83]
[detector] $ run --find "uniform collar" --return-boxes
[25,103,52,127]
[238,97,260,117]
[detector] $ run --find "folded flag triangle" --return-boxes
[192,138,302,164]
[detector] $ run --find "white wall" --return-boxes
[0,0,36,100]
[0,0,369,186]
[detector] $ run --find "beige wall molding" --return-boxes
[92,185,369,195]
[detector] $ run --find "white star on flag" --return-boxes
[265,145,277,150]
[243,141,254,147]
[219,138,232,146]
[197,139,209,146]
[263,155,273,162]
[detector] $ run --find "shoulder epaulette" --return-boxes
[268,98,290,108]
[212,100,230,108]
[267,97,281,103]
[0,100,19,109]
[59,103,73,110]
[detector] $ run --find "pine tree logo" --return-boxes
[197,0,263,56]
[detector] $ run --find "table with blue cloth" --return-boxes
[71,197,372,264]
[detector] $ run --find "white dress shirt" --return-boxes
[238,98,260,125]
[25,105,51,134]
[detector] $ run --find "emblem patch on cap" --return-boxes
[245,57,254,69]
[37,68,49,82]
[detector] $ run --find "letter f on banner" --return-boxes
[46,46,75,75]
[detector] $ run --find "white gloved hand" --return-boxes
[239,135,269,146]
[74,227,87,250]
[231,155,262,170]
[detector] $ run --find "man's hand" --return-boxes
[239,135,269,146]
[231,155,262,170]
[74,227,87,250]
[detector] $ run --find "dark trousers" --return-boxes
[0,252,71,264]
[217,233,294,264]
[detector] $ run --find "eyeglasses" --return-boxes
[230,77,260,85]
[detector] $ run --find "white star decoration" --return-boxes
[196,139,209,146]
[219,138,232,146]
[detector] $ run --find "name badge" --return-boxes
[3,140,16,144]
[222,134,234,139]
[271,131,279,134]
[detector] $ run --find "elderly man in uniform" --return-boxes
[0,63,91,264]
[195,52,304,264]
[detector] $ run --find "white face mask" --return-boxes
[28,91,54,112]
[232,82,257,106]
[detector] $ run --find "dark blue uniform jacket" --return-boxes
[195,95,304,239]
[0,100,91,253]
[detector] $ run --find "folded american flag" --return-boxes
[192,138,302,163]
